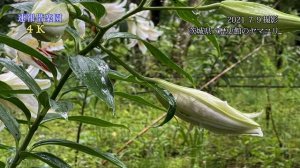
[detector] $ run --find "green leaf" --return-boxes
[103,32,194,84]
[32,139,127,168]
[0,89,32,95]
[9,2,34,12]
[0,58,41,96]
[68,55,114,111]
[174,2,201,27]
[20,151,71,168]
[0,143,15,151]
[150,84,176,126]
[205,30,221,57]
[59,86,87,99]
[61,0,82,16]
[49,100,73,119]
[16,119,49,129]
[0,104,20,144]
[0,5,11,19]
[68,116,128,129]
[108,70,140,83]
[0,81,13,97]
[0,2,34,19]
[66,26,81,53]
[0,161,5,168]
[40,113,63,124]
[0,34,57,78]
[0,81,32,96]
[115,92,164,111]
[173,0,221,57]
[143,41,194,84]
[0,96,31,123]
[41,113,127,129]
[80,1,106,22]
[16,119,33,125]
[38,91,50,108]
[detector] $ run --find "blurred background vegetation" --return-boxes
[1,0,300,167]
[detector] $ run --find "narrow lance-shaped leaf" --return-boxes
[172,0,221,57]
[0,34,57,78]
[20,151,71,168]
[108,70,140,83]
[0,104,20,144]
[68,116,128,129]
[60,0,82,16]
[0,95,31,123]
[0,2,34,19]
[41,113,127,129]
[16,119,49,129]
[103,32,194,84]
[80,1,106,22]
[37,91,50,109]
[40,113,64,124]
[66,27,81,53]
[0,81,32,95]
[59,86,87,99]
[0,81,13,97]
[32,139,127,168]
[63,0,106,20]
[0,143,15,151]
[115,92,164,111]
[0,89,32,95]
[0,58,42,96]
[148,84,176,126]
[143,41,194,84]
[68,55,114,111]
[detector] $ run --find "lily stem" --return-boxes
[143,3,220,11]
[74,89,88,166]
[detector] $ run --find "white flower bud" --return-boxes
[219,1,300,32]
[153,78,263,136]
[29,0,69,42]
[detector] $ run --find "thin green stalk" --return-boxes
[143,3,220,11]
[9,107,50,167]
[74,89,88,167]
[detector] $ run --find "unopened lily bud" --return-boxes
[28,0,69,42]
[152,78,263,136]
[219,1,300,32]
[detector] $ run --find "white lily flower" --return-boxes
[153,78,263,136]
[127,3,163,54]
[100,0,127,26]
[71,3,86,38]
[74,19,86,38]
[29,0,69,42]
[0,66,51,131]
[98,0,127,35]
[3,24,63,79]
